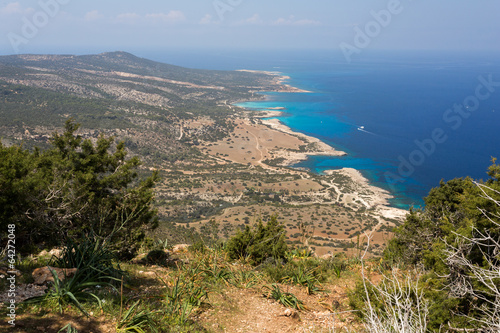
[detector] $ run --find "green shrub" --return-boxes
[58,324,79,333]
[162,276,209,325]
[226,215,287,265]
[262,260,325,295]
[0,120,159,259]
[382,161,500,331]
[263,284,304,310]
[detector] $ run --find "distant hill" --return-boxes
[0,51,282,155]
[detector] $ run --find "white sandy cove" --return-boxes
[261,118,346,157]
[324,168,408,219]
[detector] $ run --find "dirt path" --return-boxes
[198,287,348,333]
[204,289,299,332]
[178,124,184,140]
[247,129,265,165]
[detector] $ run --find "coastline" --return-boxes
[257,117,406,219]
[189,72,410,255]
[229,71,407,216]
[203,103,407,219]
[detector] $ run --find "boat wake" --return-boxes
[357,126,377,136]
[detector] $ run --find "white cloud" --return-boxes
[116,12,141,23]
[115,11,186,25]
[0,2,22,15]
[146,10,186,23]
[244,14,263,25]
[232,14,320,27]
[272,15,320,26]
[234,13,264,26]
[0,2,34,16]
[84,10,104,21]
[200,14,217,25]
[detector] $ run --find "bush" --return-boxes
[145,250,170,266]
[226,215,287,265]
[0,120,159,259]
[382,161,500,330]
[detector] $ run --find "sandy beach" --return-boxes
[261,118,346,163]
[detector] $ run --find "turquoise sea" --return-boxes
[147,49,500,208]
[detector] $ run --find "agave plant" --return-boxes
[263,284,304,310]
[230,270,259,289]
[284,265,324,295]
[51,237,125,283]
[116,300,158,333]
[161,275,209,324]
[26,237,121,316]
[25,267,114,316]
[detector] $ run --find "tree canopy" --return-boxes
[384,159,500,330]
[0,120,159,258]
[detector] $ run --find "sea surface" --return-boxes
[144,49,500,208]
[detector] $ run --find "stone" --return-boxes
[32,266,77,285]
[282,308,299,319]
[48,248,63,258]
[172,244,189,254]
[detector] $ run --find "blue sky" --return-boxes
[0,0,499,56]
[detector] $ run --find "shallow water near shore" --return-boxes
[151,49,500,209]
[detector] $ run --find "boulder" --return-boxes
[32,266,77,285]
[320,253,334,259]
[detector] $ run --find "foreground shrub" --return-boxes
[0,120,159,259]
[383,162,500,330]
[116,300,158,333]
[226,215,287,265]
[361,269,429,333]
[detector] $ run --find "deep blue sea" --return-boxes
[143,49,500,208]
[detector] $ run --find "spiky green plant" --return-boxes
[58,323,79,333]
[116,300,158,333]
[25,267,113,316]
[264,284,304,310]
[51,237,125,283]
[161,275,208,324]
[230,270,259,289]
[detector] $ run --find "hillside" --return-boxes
[0,51,405,256]
[1,52,499,333]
